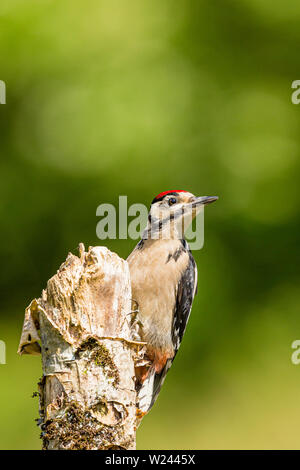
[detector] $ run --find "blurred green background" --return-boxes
[1,0,300,450]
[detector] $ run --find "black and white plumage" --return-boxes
[150,240,197,410]
[127,190,217,417]
[172,241,197,353]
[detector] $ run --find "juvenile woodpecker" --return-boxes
[127,190,218,415]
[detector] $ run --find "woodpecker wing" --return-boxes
[148,245,197,410]
[172,248,197,354]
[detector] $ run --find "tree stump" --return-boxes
[18,244,144,450]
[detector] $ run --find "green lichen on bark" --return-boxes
[77,338,120,386]
[41,400,131,450]
[42,401,99,450]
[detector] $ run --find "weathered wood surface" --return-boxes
[18,244,144,450]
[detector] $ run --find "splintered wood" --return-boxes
[18,245,144,450]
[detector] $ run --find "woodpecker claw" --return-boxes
[126,309,139,316]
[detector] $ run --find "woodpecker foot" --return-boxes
[126,309,142,325]
[120,307,142,335]
[126,303,145,342]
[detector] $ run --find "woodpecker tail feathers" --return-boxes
[136,359,172,424]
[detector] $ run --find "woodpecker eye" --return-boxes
[168,197,177,206]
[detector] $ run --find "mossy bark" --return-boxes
[18,244,144,450]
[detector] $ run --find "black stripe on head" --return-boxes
[151,192,179,206]
[137,239,144,250]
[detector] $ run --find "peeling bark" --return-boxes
[18,244,145,450]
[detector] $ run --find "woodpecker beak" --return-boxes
[184,196,218,220]
[192,196,218,206]
[175,196,218,226]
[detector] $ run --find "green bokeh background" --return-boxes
[1,0,300,450]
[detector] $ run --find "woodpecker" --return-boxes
[127,190,218,416]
